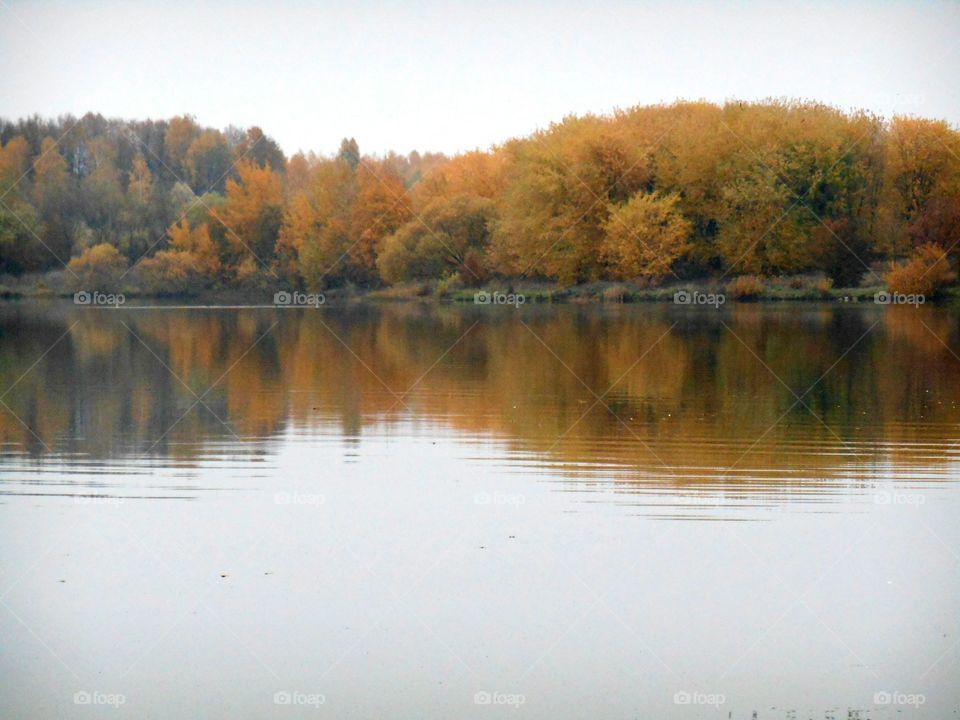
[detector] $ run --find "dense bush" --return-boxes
[67,243,128,292]
[885,244,956,297]
[726,275,766,301]
[136,250,207,296]
[377,195,494,285]
[601,284,629,303]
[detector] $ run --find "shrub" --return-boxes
[136,251,206,296]
[813,277,834,296]
[459,248,489,286]
[434,272,463,298]
[725,274,765,301]
[233,256,268,289]
[816,217,872,288]
[67,243,128,293]
[885,243,956,297]
[602,284,629,303]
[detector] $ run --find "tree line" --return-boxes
[1,101,958,296]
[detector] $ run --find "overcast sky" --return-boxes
[2,0,958,157]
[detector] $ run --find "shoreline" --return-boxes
[1,279,954,306]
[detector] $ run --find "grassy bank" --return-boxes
[387,276,889,304]
[0,271,941,306]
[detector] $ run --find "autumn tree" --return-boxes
[0,135,30,188]
[137,218,222,295]
[126,152,152,204]
[78,136,125,250]
[32,137,72,264]
[710,102,883,281]
[0,136,50,271]
[908,194,960,257]
[164,115,201,177]
[378,150,506,284]
[285,152,312,198]
[492,115,653,284]
[216,160,284,275]
[883,117,960,258]
[348,160,411,282]
[337,138,360,170]
[378,195,495,284]
[601,192,691,280]
[235,127,286,172]
[281,158,356,289]
[186,130,232,193]
[168,218,220,276]
[412,150,504,203]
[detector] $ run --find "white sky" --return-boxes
[1,0,958,157]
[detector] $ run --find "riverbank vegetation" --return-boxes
[1,101,959,300]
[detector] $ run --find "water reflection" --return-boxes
[1,301,958,517]
[2,302,959,720]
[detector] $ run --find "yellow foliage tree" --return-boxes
[127,153,152,204]
[0,136,30,189]
[216,160,283,271]
[349,161,411,281]
[279,158,356,288]
[164,115,200,175]
[601,192,691,280]
[169,218,220,277]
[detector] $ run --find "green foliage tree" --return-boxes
[186,130,232,193]
[0,136,49,271]
[378,195,495,284]
[236,127,286,173]
[337,138,360,170]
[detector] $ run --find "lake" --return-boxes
[0,300,958,718]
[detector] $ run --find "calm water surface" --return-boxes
[0,301,958,718]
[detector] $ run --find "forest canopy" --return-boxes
[1,101,959,295]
